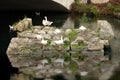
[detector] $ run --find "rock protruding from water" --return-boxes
[7,19,114,80]
[97,20,114,40]
[13,18,32,32]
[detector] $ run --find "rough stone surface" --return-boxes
[13,18,32,32]
[7,19,113,80]
[97,20,114,40]
[92,0,109,4]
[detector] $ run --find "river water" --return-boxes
[0,11,120,80]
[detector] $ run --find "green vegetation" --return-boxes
[90,6,100,17]
[107,3,120,12]
[78,40,86,47]
[46,38,51,45]
[80,13,89,23]
[71,52,80,58]
[68,60,79,73]
[64,53,71,62]
[72,0,120,17]
[64,40,71,49]
[78,54,87,61]
[47,57,52,64]
[68,28,77,41]
[68,28,78,50]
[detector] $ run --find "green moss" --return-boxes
[47,58,52,64]
[64,40,71,49]
[45,38,51,45]
[78,40,87,48]
[64,53,71,62]
[78,54,87,61]
[68,28,77,41]
[71,52,80,58]
[80,13,89,23]
[71,45,81,49]
[69,61,79,73]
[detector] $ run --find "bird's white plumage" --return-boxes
[54,36,64,45]
[9,25,14,31]
[40,38,48,45]
[54,29,61,34]
[36,34,43,40]
[42,16,53,26]
[79,25,87,31]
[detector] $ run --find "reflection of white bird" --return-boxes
[54,36,64,45]
[53,58,64,67]
[79,25,87,31]
[42,16,53,26]
[41,59,48,66]
[35,12,40,16]
[9,25,14,31]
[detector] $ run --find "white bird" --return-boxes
[40,38,48,49]
[40,38,48,45]
[79,25,87,31]
[54,29,61,34]
[36,34,43,40]
[54,36,64,45]
[42,16,53,26]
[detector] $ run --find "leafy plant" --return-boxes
[113,6,120,12]
[64,40,71,49]
[107,3,113,9]
[69,61,79,73]
[78,40,86,47]
[90,6,100,17]
[64,53,71,62]
[80,13,89,23]
[68,28,77,50]
[78,54,87,61]
[47,57,52,64]
[45,38,51,45]
[71,52,80,58]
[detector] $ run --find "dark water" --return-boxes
[0,11,120,80]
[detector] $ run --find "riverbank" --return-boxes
[71,0,120,18]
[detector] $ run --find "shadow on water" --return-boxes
[0,12,18,80]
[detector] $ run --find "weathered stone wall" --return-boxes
[79,0,109,4]
[92,0,109,4]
